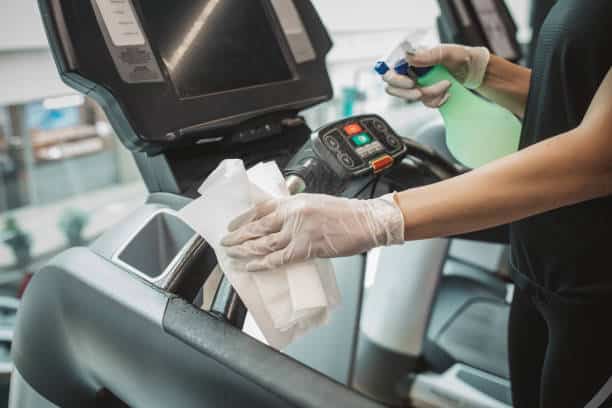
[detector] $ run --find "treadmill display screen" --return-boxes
[139,0,294,98]
[471,0,519,60]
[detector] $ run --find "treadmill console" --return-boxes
[315,115,406,176]
[284,114,408,196]
[39,0,334,154]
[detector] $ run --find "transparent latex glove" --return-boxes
[221,193,405,272]
[383,44,491,107]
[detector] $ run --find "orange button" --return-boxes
[371,155,394,173]
[343,123,363,136]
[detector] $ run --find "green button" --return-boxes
[351,133,372,147]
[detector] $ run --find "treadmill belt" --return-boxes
[437,300,510,378]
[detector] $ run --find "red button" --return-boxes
[371,155,394,173]
[343,123,363,136]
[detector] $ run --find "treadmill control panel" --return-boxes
[315,114,407,176]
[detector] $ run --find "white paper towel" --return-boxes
[178,159,341,349]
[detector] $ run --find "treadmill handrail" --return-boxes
[12,247,384,408]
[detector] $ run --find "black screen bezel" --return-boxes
[43,0,333,153]
[136,0,300,101]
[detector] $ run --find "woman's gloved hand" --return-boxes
[383,44,491,107]
[221,193,405,272]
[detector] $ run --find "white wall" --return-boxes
[312,0,440,32]
[312,0,532,35]
[0,0,48,51]
[313,0,533,62]
[506,0,532,42]
[312,0,441,63]
[0,0,69,105]
[0,50,71,106]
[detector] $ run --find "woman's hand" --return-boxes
[221,194,405,271]
[383,44,490,107]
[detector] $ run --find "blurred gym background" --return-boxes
[0,0,531,404]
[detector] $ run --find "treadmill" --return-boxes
[11,1,513,407]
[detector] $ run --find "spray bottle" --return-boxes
[375,40,521,168]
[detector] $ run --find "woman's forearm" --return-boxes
[397,69,612,241]
[396,126,612,241]
[476,55,532,118]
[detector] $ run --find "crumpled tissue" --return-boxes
[178,159,341,349]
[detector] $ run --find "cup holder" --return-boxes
[113,210,196,283]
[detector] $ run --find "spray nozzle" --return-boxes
[374,39,432,79]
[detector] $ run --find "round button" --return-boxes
[324,134,340,151]
[339,153,355,168]
[373,120,387,133]
[386,135,399,147]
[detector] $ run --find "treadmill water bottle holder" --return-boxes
[112,209,198,288]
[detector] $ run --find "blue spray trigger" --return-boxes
[393,59,411,76]
[374,60,414,77]
[374,61,390,75]
[375,39,431,79]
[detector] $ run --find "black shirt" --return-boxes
[510,0,612,302]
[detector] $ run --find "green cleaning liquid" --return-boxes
[416,65,521,168]
[375,56,522,168]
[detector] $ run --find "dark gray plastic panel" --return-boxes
[12,248,169,406]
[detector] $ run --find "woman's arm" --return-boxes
[222,71,611,271]
[396,68,612,241]
[476,55,532,118]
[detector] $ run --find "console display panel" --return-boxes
[139,0,294,98]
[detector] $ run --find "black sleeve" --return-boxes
[450,225,509,244]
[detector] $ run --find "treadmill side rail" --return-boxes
[12,247,384,408]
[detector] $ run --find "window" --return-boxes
[0,96,146,297]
